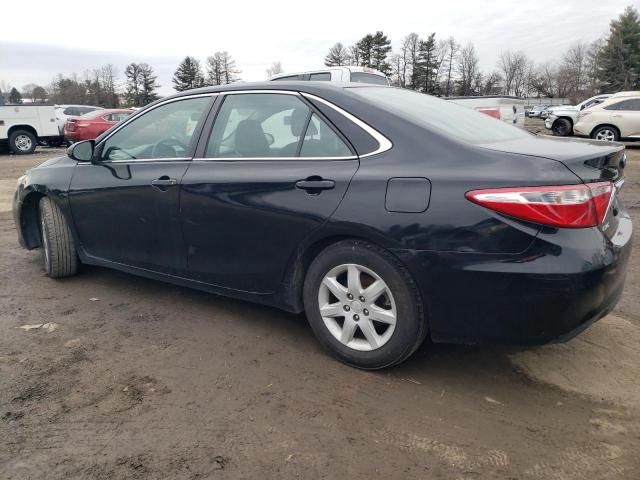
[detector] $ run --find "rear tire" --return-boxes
[303,239,427,369]
[9,130,37,155]
[39,197,78,278]
[592,126,619,142]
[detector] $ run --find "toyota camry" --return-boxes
[12,82,632,369]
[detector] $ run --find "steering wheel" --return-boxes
[151,137,187,158]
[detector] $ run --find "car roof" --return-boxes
[164,81,389,102]
[270,67,387,79]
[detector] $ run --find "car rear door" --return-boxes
[180,91,359,293]
[611,99,640,137]
[68,95,215,274]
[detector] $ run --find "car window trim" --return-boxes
[94,93,219,161]
[301,93,392,157]
[194,90,361,161]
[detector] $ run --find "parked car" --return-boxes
[539,106,554,119]
[270,66,389,85]
[0,104,63,154]
[54,104,103,134]
[574,95,640,141]
[526,105,549,118]
[446,96,525,128]
[544,95,611,136]
[13,83,631,369]
[64,109,133,143]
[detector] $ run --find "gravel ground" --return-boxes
[1,132,639,479]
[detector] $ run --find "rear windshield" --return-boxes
[350,72,389,85]
[351,87,530,143]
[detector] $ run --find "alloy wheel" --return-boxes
[318,263,397,351]
[595,129,616,142]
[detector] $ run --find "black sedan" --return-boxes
[12,82,632,369]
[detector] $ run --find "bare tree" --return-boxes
[443,37,459,96]
[399,33,420,89]
[497,50,531,96]
[457,43,480,95]
[561,42,590,101]
[348,45,360,66]
[265,61,283,78]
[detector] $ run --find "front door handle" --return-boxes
[151,176,177,191]
[295,178,336,193]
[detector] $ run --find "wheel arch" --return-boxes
[278,230,421,315]
[591,124,621,139]
[19,191,46,249]
[554,115,573,127]
[8,124,38,139]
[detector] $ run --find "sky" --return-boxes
[0,0,635,95]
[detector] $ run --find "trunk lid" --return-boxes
[478,135,625,183]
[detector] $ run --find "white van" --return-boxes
[446,96,526,128]
[270,66,389,85]
[0,105,62,154]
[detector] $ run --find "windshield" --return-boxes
[352,87,531,144]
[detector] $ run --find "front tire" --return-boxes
[551,118,573,136]
[9,130,37,155]
[303,240,426,369]
[39,197,78,278]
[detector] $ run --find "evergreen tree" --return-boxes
[598,6,640,91]
[9,87,22,104]
[172,56,204,92]
[139,63,160,105]
[0,88,4,105]
[356,34,375,68]
[32,86,47,102]
[125,63,142,106]
[413,33,439,94]
[324,42,349,66]
[371,31,392,76]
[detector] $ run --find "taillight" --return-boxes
[465,182,613,228]
[478,108,501,120]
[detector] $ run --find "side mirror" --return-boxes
[67,140,95,162]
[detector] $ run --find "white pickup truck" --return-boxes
[0,105,63,154]
[446,96,526,128]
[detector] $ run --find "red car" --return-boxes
[64,109,133,142]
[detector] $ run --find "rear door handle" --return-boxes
[295,179,336,191]
[151,176,177,191]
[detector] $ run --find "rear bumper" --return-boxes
[393,215,632,345]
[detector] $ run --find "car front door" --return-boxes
[180,92,359,293]
[68,95,214,274]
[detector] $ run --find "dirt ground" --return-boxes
[1,131,640,479]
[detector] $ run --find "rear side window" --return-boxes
[606,99,640,111]
[309,72,331,81]
[300,114,351,157]
[350,72,389,85]
[271,75,302,81]
[205,93,352,158]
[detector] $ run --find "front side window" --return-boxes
[100,97,210,160]
[205,93,351,158]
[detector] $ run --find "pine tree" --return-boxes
[139,64,160,105]
[413,33,439,94]
[172,56,204,92]
[124,63,142,106]
[371,31,392,76]
[356,34,375,68]
[598,6,640,91]
[324,43,349,66]
[9,87,22,104]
